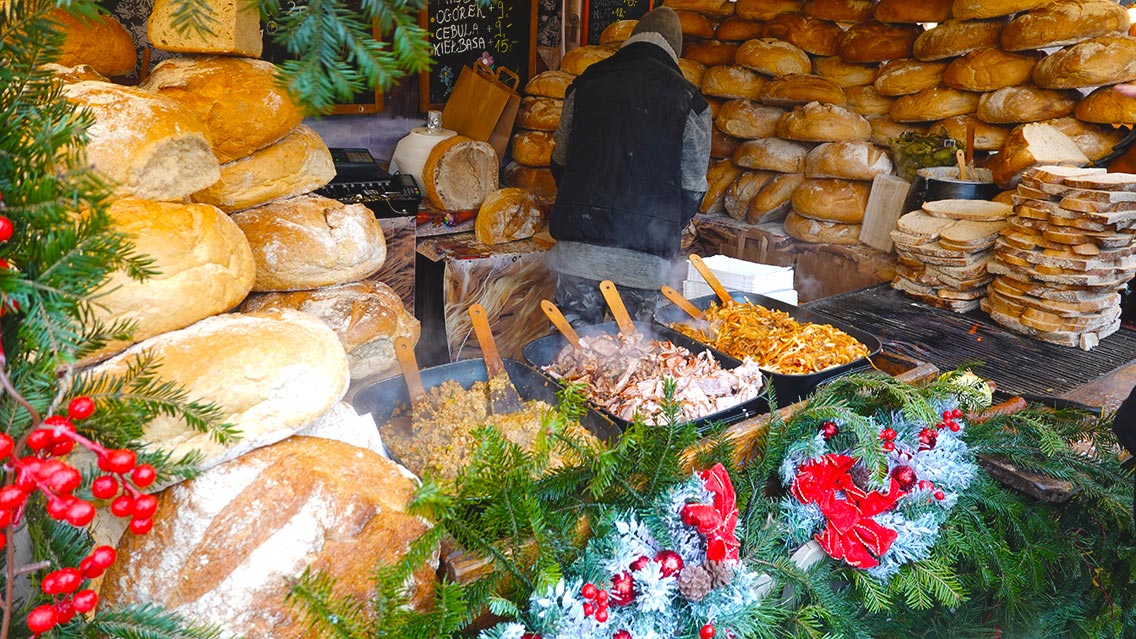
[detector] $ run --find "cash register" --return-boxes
[314,147,421,217]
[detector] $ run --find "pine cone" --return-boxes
[677,562,713,602]
[705,560,734,589]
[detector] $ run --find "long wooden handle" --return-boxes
[956,149,968,182]
[599,280,637,337]
[541,299,581,349]
[689,253,732,304]
[394,336,426,403]
[660,285,705,320]
[468,303,506,377]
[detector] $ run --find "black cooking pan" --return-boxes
[654,291,882,406]
[523,320,768,432]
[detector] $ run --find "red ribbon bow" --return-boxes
[791,454,902,569]
[679,463,740,562]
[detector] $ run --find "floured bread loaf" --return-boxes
[725,171,775,220]
[716,100,784,139]
[510,130,554,168]
[791,177,870,223]
[240,281,420,380]
[141,57,305,164]
[874,59,947,97]
[735,0,800,21]
[873,0,951,23]
[702,159,744,213]
[716,16,763,41]
[749,172,804,223]
[784,210,862,244]
[233,194,387,292]
[804,0,873,22]
[805,141,893,180]
[844,85,894,116]
[525,70,574,99]
[41,63,109,84]
[836,21,922,62]
[990,123,1089,188]
[761,74,846,107]
[912,19,1004,61]
[1001,0,1130,51]
[1075,86,1136,125]
[599,19,637,44]
[677,10,716,39]
[736,38,812,76]
[63,82,219,201]
[50,9,136,76]
[733,137,811,173]
[192,125,335,212]
[502,162,557,200]
[953,0,1051,20]
[560,45,616,75]
[1032,35,1136,89]
[943,48,1040,92]
[813,56,877,88]
[777,101,871,142]
[678,58,708,86]
[423,136,499,210]
[702,66,765,100]
[976,86,1079,124]
[890,86,979,122]
[475,188,545,244]
[683,41,740,67]
[761,13,842,56]
[867,115,928,147]
[149,0,262,57]
[517,97,563,131]
[100,436,436,638]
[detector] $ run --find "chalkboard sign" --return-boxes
[419,0,537,111]
[583,0,653,45]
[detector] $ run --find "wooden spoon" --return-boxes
[660,285,705,321]
[540,299,581,349]
[468,303,525,415]
[599,280,637,337]
[393,336,426,404]
[956,149,968,182]
[688,253,733,304]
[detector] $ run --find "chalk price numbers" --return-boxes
[430,0,516,58]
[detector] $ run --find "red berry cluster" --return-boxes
[878,427,898,452]
[918,427,939,451]
[937,408,964,432]
[916,479,947,501]
[820,420,839,439]
[580,582,611,623]
[27,546,115,633]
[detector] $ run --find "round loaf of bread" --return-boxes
[677,10,717,39]
[1002,0,1130,51]
[873,59,947,97]
[930,114,1009,151]
[761,74,846,107]
[953,0,1056,21]
[890,86,980,122]
[502,161,558,199]
[736,38,812,76]
[716,99,784,138]
[733,137,811,172]
[803,0,873,22]
[845,85,894,116]
[913,19,1004,61]
[867,115,929,146]
[702,159,744,213]
[512,130,555,167]
[1033,36,1136,89]
[525,70,575,98]
[873,0,952,23]
[234,194,387,291]
[805,141,893,180]
[712,127,742,158]
[976,85,1078,124]
[1045,116,1127,161]
[561,45,616,75]
[761,13,842,56]
[50,9,136,76]
[683,40,740,66]
[241,281,419,380]
[735,0,801,21]
[943,48,1040,91]
[701,65,765,100]
[63,82,220,201]
[140,57,305,164]
[475,187,546,244]
[599,19,637,44]
[838,21,922,63]
[784,210,862,244]
[749,172,805,223]
[100,436,434,638]
[791,177,871,223]
[716,16,763,41]
[1075,85,1136,125]
[82,198,254,365]
[516,96,563,131]
[42,63,109,84]
[423,136,500,208]
[813,56,878,88]
[665,0,737,17]
[679,58,708,86]
[725,171,775,219]
[192,125,335,213]
[778,101,871,141]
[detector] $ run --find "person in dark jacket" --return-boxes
[546,6,712,327]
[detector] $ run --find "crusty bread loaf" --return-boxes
[930,115,1009,151]
[100,436,435,638]
[725,171,775,219]
[836,21,923,63]
[805,141,893,180]
[760,13,841,56]
[791,177,870,223]
[599,19,637,44]
[149,0,262,57]
[732,137,811,172]
[874,0,952,23]
[976,85,1079,124]
[943,47,1040,92]
[867,115,928,146]
[423,136,499,209]
[1002,0,1130,51]
[748,172,804,223]
[913,19,1004,61]
[784,209,862,244]
[679,58,708,86]
[84,310,349,468]
[873,59,947,97]
[561,45,617,75]
[1032,35,1136,89]
[1074,85,1136,125]
[803,0,873,22]
[701,65,765,100]
[712,127,742,159]
[240,281,420,380]
[844,85,894,116]
[813,56,877,88]
[525,70,574,99]
[42,63,109,85]
[63,82,219,201]
[761,74,846,107]
[702,159,744,213]
[989,123,1089,189]
[778,101,871,141]
[516,96,563,131]
[735,0,801,21]
[82,198,254,365]
[50,9,136,76]
[890,86,979,122]
[474,187,545,244]
[677,10,717,39]
[716,99,784,139]
[952,0,1051,20]
[233,194,387,292]
[192,125,335,212]
[715,16,764,41]
[502,161,557,199]
[511,130,554,167]
[735,38,811,76]
[665,0,737,17]
[141,57,305,164]
[682,40,740,66]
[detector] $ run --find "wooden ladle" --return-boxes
[599,280,637,337]
[688,253,733,304]
[660,285,705,321]
[393,336,426,405]
[468,303,525,415]
[540,299,581,349]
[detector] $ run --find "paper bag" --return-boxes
[441,62,521,160]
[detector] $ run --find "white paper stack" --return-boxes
[683,255,797,305]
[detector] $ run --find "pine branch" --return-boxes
[84,602,228,639]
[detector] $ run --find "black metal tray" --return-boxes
[654,292,882,406]
[351,358,622,464]
[522,320,768,431]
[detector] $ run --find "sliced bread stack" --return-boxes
[890,199,1012,312]
[981,165,1136,349]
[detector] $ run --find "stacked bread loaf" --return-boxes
[891,199,1012,311]
[981,165,1136,349]
[504,69,572,201]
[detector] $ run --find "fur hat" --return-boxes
[630,7,682,59]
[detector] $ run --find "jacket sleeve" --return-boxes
[680,102,712,224]
[550,89,575,185]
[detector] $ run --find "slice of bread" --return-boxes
[938,286,989,300]
[1023,165,1108,184]
[890,229,939,247]
[936,270,992,290]
[939,219,1006,248]
[922,198,1013,221]
[895,210,950,238]
[893,276,981,312]
[1063,172,1136,192]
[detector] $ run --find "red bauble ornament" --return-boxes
[880,427,897,441]
[700,623,716,639]
[821,421,839,439]
[595,608,609,623]
[629,555,651,572]
[948,422,961,432]
[890,465,917,491]
[0,216,14,242]
[595,589,608,606]
[581,583,597,599]
[934,490,946,501]
[951,408,963,419]
[613,631,632,639]
[882,441,895,452]
[655,549,684,577]
[610,571,635,605]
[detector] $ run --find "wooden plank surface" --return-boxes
[859,174,914,253]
